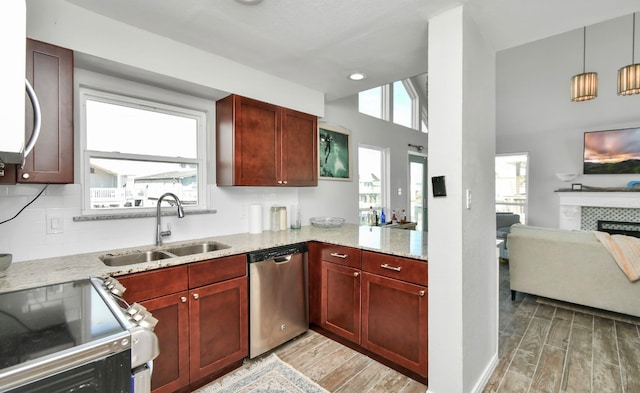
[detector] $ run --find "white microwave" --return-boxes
[0,0,41,166]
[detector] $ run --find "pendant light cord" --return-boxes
[582,27,586,73]
[632,13,636,64]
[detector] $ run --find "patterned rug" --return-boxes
[194,354,329,393]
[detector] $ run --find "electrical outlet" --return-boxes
[47,214,64,234]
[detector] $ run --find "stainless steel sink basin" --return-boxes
[99,242,231,266]
[100,250,174,266]
[162,241,231,257]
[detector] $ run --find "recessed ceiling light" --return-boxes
[235,0,263,4]
[348,72,367,81]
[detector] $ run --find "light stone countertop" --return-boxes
[0,224,427,294]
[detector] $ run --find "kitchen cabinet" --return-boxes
[310,243,428,379]
[361,252,428,377]
[117,254,248,393]
[316,244,362,344]
[216,94,317,187]
[0,39,74,184]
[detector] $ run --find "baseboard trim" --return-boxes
[425,353,498,393]
[471,353,498,393]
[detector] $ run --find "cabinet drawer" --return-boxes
[362,251,427,286]
[188,254,247,288]
[118,265,188,303]
[321,244,361,268]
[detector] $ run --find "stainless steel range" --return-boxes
[0,277,159,392]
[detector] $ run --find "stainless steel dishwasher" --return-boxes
[248,243,308,358]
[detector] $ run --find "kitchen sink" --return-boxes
[162,241,231,256]
[99,241,232,266]
[100,250,174,266]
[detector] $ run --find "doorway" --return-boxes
[409,154,428,231]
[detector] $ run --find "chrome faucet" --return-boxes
[156,192,185,246]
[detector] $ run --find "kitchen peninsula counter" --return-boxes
[0,224,427,294]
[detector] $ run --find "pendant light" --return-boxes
[618,13,640,96]
[571,27,598,102]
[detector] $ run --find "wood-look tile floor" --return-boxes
[484,262,640,393]
[210,261,639,393]
[270,330,427,393]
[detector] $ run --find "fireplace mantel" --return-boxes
[556,190,640,230]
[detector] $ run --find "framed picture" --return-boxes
[584,127,640,174]
[318,123,351,180]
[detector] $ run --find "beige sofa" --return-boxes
[508,224,640,317]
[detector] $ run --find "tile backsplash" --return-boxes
[0,184,298,262]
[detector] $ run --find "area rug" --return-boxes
[536,297,640,325]
[194,353,329,393]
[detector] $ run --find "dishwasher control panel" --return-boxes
[247,242,308,262]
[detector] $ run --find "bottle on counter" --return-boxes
[380,209,386,225]
[368,206,374,226]
[391,210,397,224]
[401,209,407,223]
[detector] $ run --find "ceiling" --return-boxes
[66,0,640,101]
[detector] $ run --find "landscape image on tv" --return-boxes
[584,127,640,174]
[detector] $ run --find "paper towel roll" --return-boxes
[249,204,263,234]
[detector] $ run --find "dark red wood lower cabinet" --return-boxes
[361,272,428,377]
[320,260,361,344]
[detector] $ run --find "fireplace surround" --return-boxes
[556,190,640,230]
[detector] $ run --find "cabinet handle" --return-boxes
[353,272,360,277]
[381,263,402,272]
[277,180,283,184]
[419,290,425,297]
[193,293,199,300]
[180,296,187,303]
[330,252,348,259]
[21,173,30,180]
[283,180,288,184]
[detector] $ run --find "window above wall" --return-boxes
[357,74,427,133]
[80,87,207,214]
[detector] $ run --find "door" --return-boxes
[361,272,428,377]
[189,276,248,382]
[320,261,361,344]
[142,292,190,393]
[409,154,428,231]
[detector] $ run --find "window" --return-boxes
[358,76,427,133]
[80,88,206,213]
[496,153,528,223]
[358,146,386,220]
[393,80,416,128]
[358,86,383,119]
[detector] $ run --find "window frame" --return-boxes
[358,77,426,133]
[495,152,528,224]
[358,144,388,216]
[79,87,208,215]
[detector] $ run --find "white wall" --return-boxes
[428,6,497,393]
[25,0,324,117]
[497,13,640,228]
[299,95,428,222]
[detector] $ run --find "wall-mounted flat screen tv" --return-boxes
[584,127,640,174]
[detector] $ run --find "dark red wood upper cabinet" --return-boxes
[216,94,317,186]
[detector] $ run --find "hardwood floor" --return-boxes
[484,262,640,393]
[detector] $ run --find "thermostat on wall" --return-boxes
[432,176,447,197]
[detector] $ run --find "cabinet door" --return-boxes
[320,261,361,344]
[141,291,190,393]
[281,108,317,186]
[361,272,428,377]
[219,95,281,186]
[18,39,73,184]
[189,276,248,382]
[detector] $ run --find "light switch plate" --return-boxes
[47,214,63,234]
